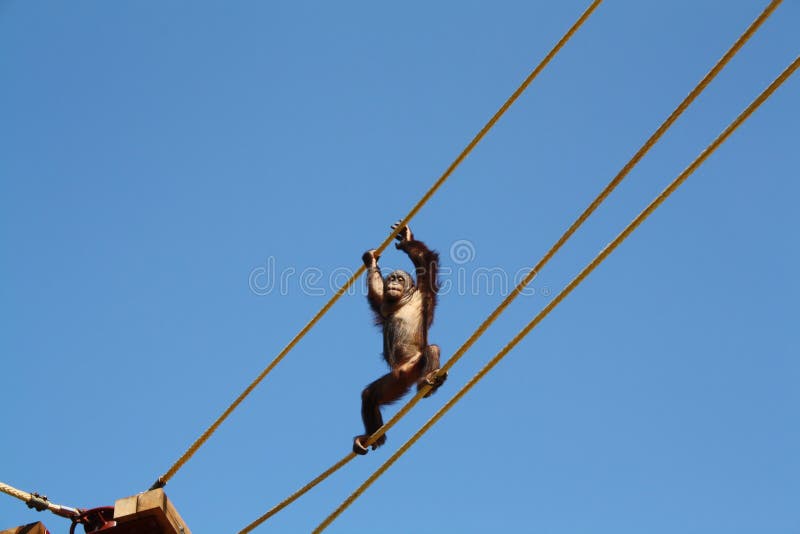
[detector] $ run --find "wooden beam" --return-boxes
[113,488,191,534]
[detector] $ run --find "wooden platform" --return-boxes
[112,489,191,534]
[1,489,190,534]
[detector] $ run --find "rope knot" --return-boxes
[26,492,49,512]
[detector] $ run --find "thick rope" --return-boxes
[237,2,779,530]
[0,481,81,520]
[314,55,800,533]
[237,453,357,533]
[155,0,604,493]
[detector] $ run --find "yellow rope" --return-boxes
[314,55,800,533]
[0,481,81,519]
[238,454,356,533]
[238,3,780,530]
[154,0,604,492]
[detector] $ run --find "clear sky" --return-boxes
[1,1,798,533]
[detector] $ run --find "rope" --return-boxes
[0,481,81,520]
[237,2,780,530]
[237,454,357,533]
[314,55,800,533]
[153,0,604,492]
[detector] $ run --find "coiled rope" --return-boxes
[152,0,603,492]
[314,54,800,533]
[238,2,780,530]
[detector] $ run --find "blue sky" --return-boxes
[1,1,798,532]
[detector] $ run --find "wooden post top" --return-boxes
[113,488,191,534]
